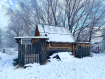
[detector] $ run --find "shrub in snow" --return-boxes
[90,43,100,53]
[13,58,19,66]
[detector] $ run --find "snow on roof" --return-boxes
[15,36,49,39]
[77,42,90,44]
[37,24,75,43]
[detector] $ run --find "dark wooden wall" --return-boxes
[18,42,21,66]
[72,43,90,58]
[18,39,47,66]
[46,42,72,50]
[32,39,47,65]
[46,42,73,57]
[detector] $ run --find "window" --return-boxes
[21,38,32,44]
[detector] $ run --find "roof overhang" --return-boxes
[46,41,76,43]
[14,36,49,40]
[72,42,90,44]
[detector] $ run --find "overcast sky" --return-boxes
[0,0,17,29]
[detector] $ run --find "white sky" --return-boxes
[0,8,10,29]
[0,0,19,29]
[0,0,11,29]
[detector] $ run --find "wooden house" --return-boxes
[15,24,90,66]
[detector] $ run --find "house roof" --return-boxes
[15,36,49,40]
[37,24,75,43]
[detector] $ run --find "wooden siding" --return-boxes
[18,43,21,66]
[75,45,90,58]
[46,42,73,57]
[72,44,77,57]
[72,43,90,57]
[46,42,72,50]
[78,43,89,47]
[40,40,47,64]
[21,44,25,66]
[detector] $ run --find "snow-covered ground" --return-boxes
[0,49,105,79]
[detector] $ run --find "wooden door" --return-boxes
[32,42,41,54]
[24,42,41,65]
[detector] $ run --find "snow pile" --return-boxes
[57,52,74,62]
[0,50,105,79]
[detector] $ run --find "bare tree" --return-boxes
[72,0,105,42]
[88,0,105,42]
[0,29,2,47]
[39,0,64,26]
[5,0,105,45]
[62,0,90,32]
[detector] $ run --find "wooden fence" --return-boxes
[24,54,39,65]
[75,45,90,58]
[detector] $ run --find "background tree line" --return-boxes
[1,0,105,47]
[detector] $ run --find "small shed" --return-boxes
[15,24,90,66]
[15,36,49,66]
